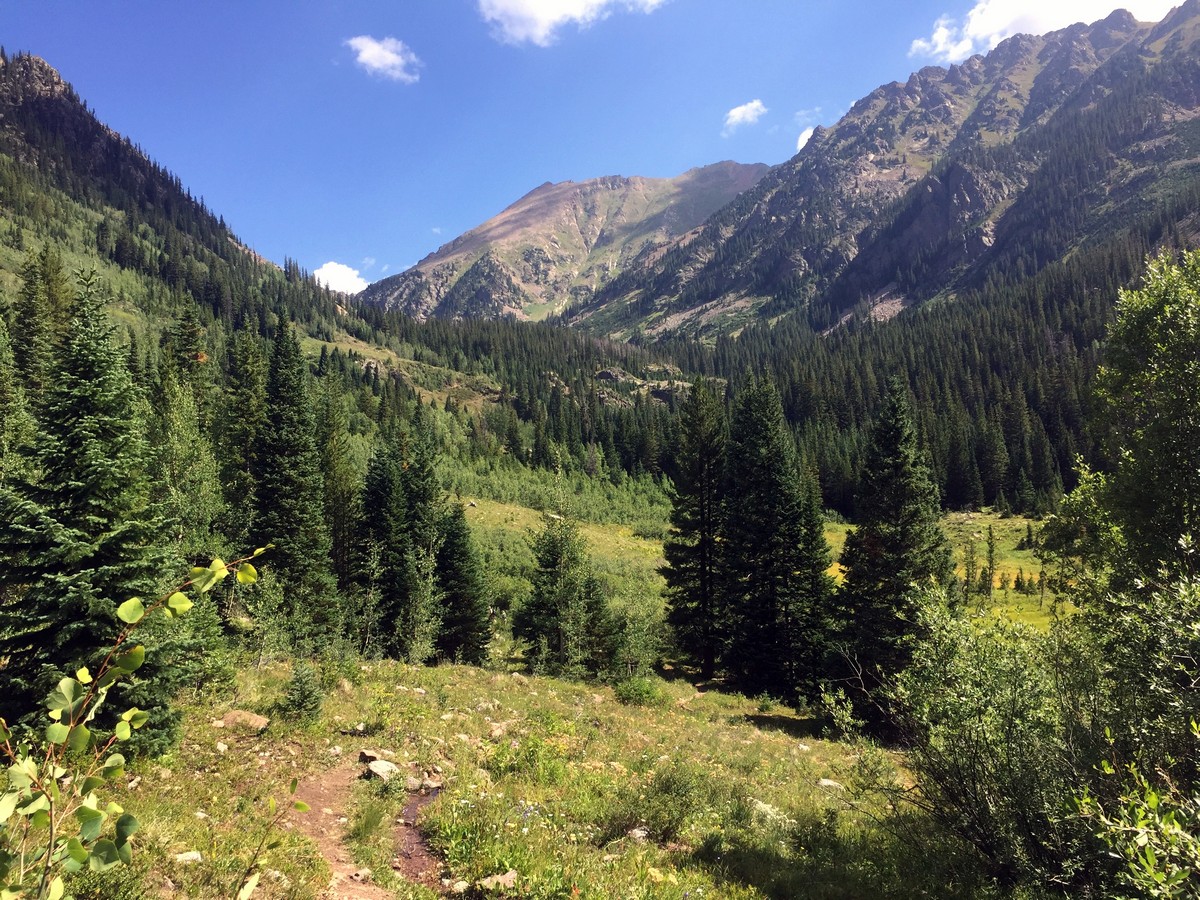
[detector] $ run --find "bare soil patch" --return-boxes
[290,764,444,898]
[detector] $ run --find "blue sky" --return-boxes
[2,0,1176,291]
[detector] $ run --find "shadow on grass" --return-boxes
[687,814,990,900]
[742,712,822,740]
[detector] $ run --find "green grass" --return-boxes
[102,660,991,899]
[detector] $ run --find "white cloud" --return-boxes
[314,261,369,294]
[432,226,443,235]
[910,0,1177,63]
[478,0,667,46]
[796,127,815,151]
[361,256,376,269]
[345,35,422,83]
[722,99,768,137]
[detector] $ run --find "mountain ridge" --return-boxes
[357,160,769,321]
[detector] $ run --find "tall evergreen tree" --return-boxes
[435,503,491,665]
[215,330,266,547]
[720,377,833,702]
[148,365,224,563]
[515,505,615,680]
[661,378,727,679]
[254,320,338,644]
[315,376,361,589]
[838,377,953,724]
[0,271,173,741]
[0,315,34,484]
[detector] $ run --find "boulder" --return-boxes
[222,710,269,733]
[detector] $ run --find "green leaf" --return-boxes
[46,677,87,718]
[268,796,276,816]
[63,844,88,868]
[289,777,298,795]
[0,791,19,822]
[46,876,64,900]
[17,793,50,816]
[114,721,131,741]
[101,754,126,780]
[88,840,121,872]
[293,800,310,812]
[45,722,70,744]
[116,597,145,624]
[115,813,138,844]
[67,723,91,753]
[236,563,258,585]
[237,871,261,900]
[80,776,105,794]
[252,545,272,557]
[114,645,145,673]
[121,708,149,730]
[76,805,105,843]
[76,667,92,685]
[0,721,8,742]
[165,591,193,618]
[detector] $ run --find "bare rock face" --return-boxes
[364,759,400,781]
[358,161,771,322]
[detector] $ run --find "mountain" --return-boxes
[568,3,1200,338]
[357,161,769,321]
[361,6,1200,340]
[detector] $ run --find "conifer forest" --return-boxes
[4,5,1200,897]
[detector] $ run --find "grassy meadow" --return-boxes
[77,659,995,900]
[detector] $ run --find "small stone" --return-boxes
[451,880,470,893]
[421,776,443,791]
[350,867,372,883]
[488,722,508,739]
[405,775,422,792]
[478,869,519,891]
[174,850,203,864]
[412,687,427,696]
[627,826,649,842]
[818,778,845,791]
[329,745,343,757]
[210,718,225,729]
[366,760,400,781]
[796,743,811,752]
[194,810,208,820]
[126,776,142,790]
[215,741,228,754]
[223,710,269,734]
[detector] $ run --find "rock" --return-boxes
[627,826,649,842]
[223,710,269,733]
[412,687,427,696]
[452,880,470,893]
[365,760,400,781]
[818,778,845,791]
[421,776,443,791]
[350,868,372,883]
[405,775,422,792]
[488,722,508,739]
[174,850,203,864]
[478,869,520,891]
[328,745,343,757]
[215,741,228,754]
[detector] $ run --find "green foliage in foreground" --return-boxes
[0,553,266,900]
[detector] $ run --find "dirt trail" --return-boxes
[290,764,443,898]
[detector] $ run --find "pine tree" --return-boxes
[254,320,338,645]
[215,330,266,547]
[435,503,491,664]
[515,505,615,680]
[720,377,833,702]
[0,271,172,739]
[149,365,224,563]
[839,377,952,725]
[315,376,360,589]
[661,378,726,679]
[0,315,34,484]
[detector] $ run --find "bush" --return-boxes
[613,676,668,707]
[279,661,324,723]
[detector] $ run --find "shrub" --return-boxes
[613,676,668,707]
[280,661,324,723]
